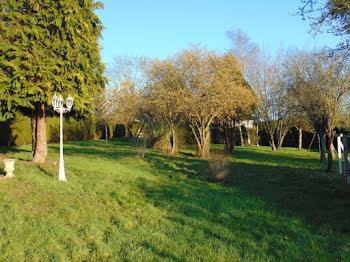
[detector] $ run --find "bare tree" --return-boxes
[177,47,254,158]
[94,88,113,143]
[288,49,350,171]
[108,55,147,139]
[226,28,260,79]
[298,0,350,56]
[224,29,258,152]
[145,58,187,155]
[250,50,296,151]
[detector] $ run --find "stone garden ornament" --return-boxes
[3,158,16,178]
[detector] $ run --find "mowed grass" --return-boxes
[0,139,349,261]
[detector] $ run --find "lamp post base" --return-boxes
[58,161,67,181]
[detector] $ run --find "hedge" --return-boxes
[0,112,115,146]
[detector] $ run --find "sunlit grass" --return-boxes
[0,139,349,261]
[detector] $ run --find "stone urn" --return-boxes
[3,159,16,178]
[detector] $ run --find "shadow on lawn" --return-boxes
[0,146,31,154]
[144,151,208,180]
[42,139,350,237]
[49,139,135,161]
[138,172,347,260]
[142,147,350,237]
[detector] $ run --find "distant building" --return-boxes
[236,120,254,129]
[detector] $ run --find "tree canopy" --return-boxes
[0,0,105,162]
[298,0,350,56]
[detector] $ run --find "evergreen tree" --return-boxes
[0,0,105,163]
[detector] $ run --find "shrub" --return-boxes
[130,139,146,158]
[142,121,166,149]
[148,125,190,154]
[206,151,232,182]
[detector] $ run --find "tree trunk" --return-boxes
[270,141,277,151]
[330,142,336,159]
[32,103,47,163]
[276,132,287,151]
[224,122,235,153]
[239,125,244,146]
[228,126,235,153]
[135,122,145,139]
[31,112,37,156]
[190,122,211,158]
[298,127,302,150]
[247,128,251,146]
[308,132,316,151]
[105,124,108,144]
[326,133,334,172]
[319,133,327,163]
[256,122,259,146]
[224,125,229,151]
[168,126,178,156]
[268,131,276,151]
[197,127,211,158]
[127,124,133,140]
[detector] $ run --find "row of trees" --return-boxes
[225,29,350,172]
[97,47,255,158]
[98,30,349,173]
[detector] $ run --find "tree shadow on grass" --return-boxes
[141,241,183,262]
[49,139,136,162]
[144,151,208,180]
[138,164,349,260]
[0,146,31,154]
[137,174,348,260]
[141,147,350,238]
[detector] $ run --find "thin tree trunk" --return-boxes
[247,128,251,146]
[256,122,259,146]
[276,132,287,151]
[224,125,229,151]
[127,124,133,140]
[298,127,302,150]
[308,132,316,151]
[232,125,236,152]
[168,126,177,156]
[31,112,37,156]
[326,133,334,172]
[228,126,235,153]
[105,124,108,144]
[135,122,145,139]
[320,133,327,163]
[239,125,244,146]
[268,131,276,151]
[330,143,336,159]
[32,103,47,163]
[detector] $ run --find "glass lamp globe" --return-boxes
[66,95,74,110]
[52,93,59,109]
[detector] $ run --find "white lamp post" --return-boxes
[52,93,74,181]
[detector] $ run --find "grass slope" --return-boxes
[0,139,349,261]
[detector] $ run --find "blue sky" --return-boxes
[96,0,339,66]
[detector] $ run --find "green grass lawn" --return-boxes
[0,139,349,261]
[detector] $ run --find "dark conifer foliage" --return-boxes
[0,0,105,162]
